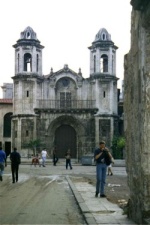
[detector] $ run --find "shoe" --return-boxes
[0,176,2,181]
[95,192,98,197]
[110,173,113,176]
[12,181,15,183]
[100,194,107,198]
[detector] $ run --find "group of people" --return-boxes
[0,146,21,183]
[31,148,49,167]
[31,148,73,170]
[0,140,113,198]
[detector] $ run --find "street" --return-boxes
[0,163,127,224]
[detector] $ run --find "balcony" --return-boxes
[34,100,98,114]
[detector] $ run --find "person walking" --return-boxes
[53,148,58,166]
[94,141,113,198]
[0,146,6,181]
[41,148,49,167]
[10,147,21,183]
[65,149,72,170]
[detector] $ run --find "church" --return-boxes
[0,26,120,158]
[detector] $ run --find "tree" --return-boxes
[24,139,41,157]
[111,136,125,159]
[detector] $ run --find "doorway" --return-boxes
[55,125,76,158]
[5,142,11,157]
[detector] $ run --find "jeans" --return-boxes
[0,163,4,176]
[96,163,107,195]
[66,159,72,169]
[42,157,46,166]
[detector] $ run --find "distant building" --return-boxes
[0,26,121,157]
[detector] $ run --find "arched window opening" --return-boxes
[27,32,31,39]
[94,55,96,73]
[112,55,114,74]
[100,54,108,73]
[36,54,39,72]
[24,53,32,72]
[3,113,13,137]
[102,33,106,40]
[27,90,29,97]
[103,91,106,98]
[17,53,19,72]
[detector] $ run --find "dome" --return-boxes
[20,26,37,40]
[94,28,111,41]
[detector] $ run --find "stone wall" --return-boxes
[124,0,150,223]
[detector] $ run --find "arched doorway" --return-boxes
[55,125,77,158]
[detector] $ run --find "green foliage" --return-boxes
[23,139,41,155]
[111,136,125,159]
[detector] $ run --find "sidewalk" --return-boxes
[7,157,126,167]
[67,177,137,225]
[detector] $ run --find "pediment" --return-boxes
[47,64,82,79]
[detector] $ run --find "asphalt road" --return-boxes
[0,165,87,224]
[0,164,127,224]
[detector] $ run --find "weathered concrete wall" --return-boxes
[124,0,150,223]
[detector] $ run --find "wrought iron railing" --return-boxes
[36,100,96,109]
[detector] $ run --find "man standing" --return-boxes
[41,148,49,167]
[94,141,113,198]
[65,149,72,170]
[0,146,6,181]
[10,147,21,183]
[53,147,58,166]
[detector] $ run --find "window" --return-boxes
[102,33,106,40]
[17,53,19,72]
[60,92,71,108]
[24,53,32,72]
[100,54,108,72]
[36,54,39,72]
[112,55,114,74]
[3,113,12,137]
[27,91,29,97]
[27,32,31,39]
[103,91,106,98]
[94,55,96,73]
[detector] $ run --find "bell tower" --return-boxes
[11,27,45,152]
[13,26,44,76]
[88,28,119,146]
[88,28,118,76]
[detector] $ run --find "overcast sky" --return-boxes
[0,0,132,97]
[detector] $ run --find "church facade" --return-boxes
[1,26,119,158]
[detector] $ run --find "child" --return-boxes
[107,163,113,175]
[31,154,39,167]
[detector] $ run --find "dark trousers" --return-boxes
[53,155,58,165]
[66,159,72,169]
[11,164,19,182]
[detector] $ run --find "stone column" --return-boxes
[124,1,150,224]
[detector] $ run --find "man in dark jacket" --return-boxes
[10,147,21,183]
[94,141,113,198]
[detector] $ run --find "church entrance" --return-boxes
[55,125,77,158]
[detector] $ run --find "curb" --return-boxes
[66,176,98,225]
